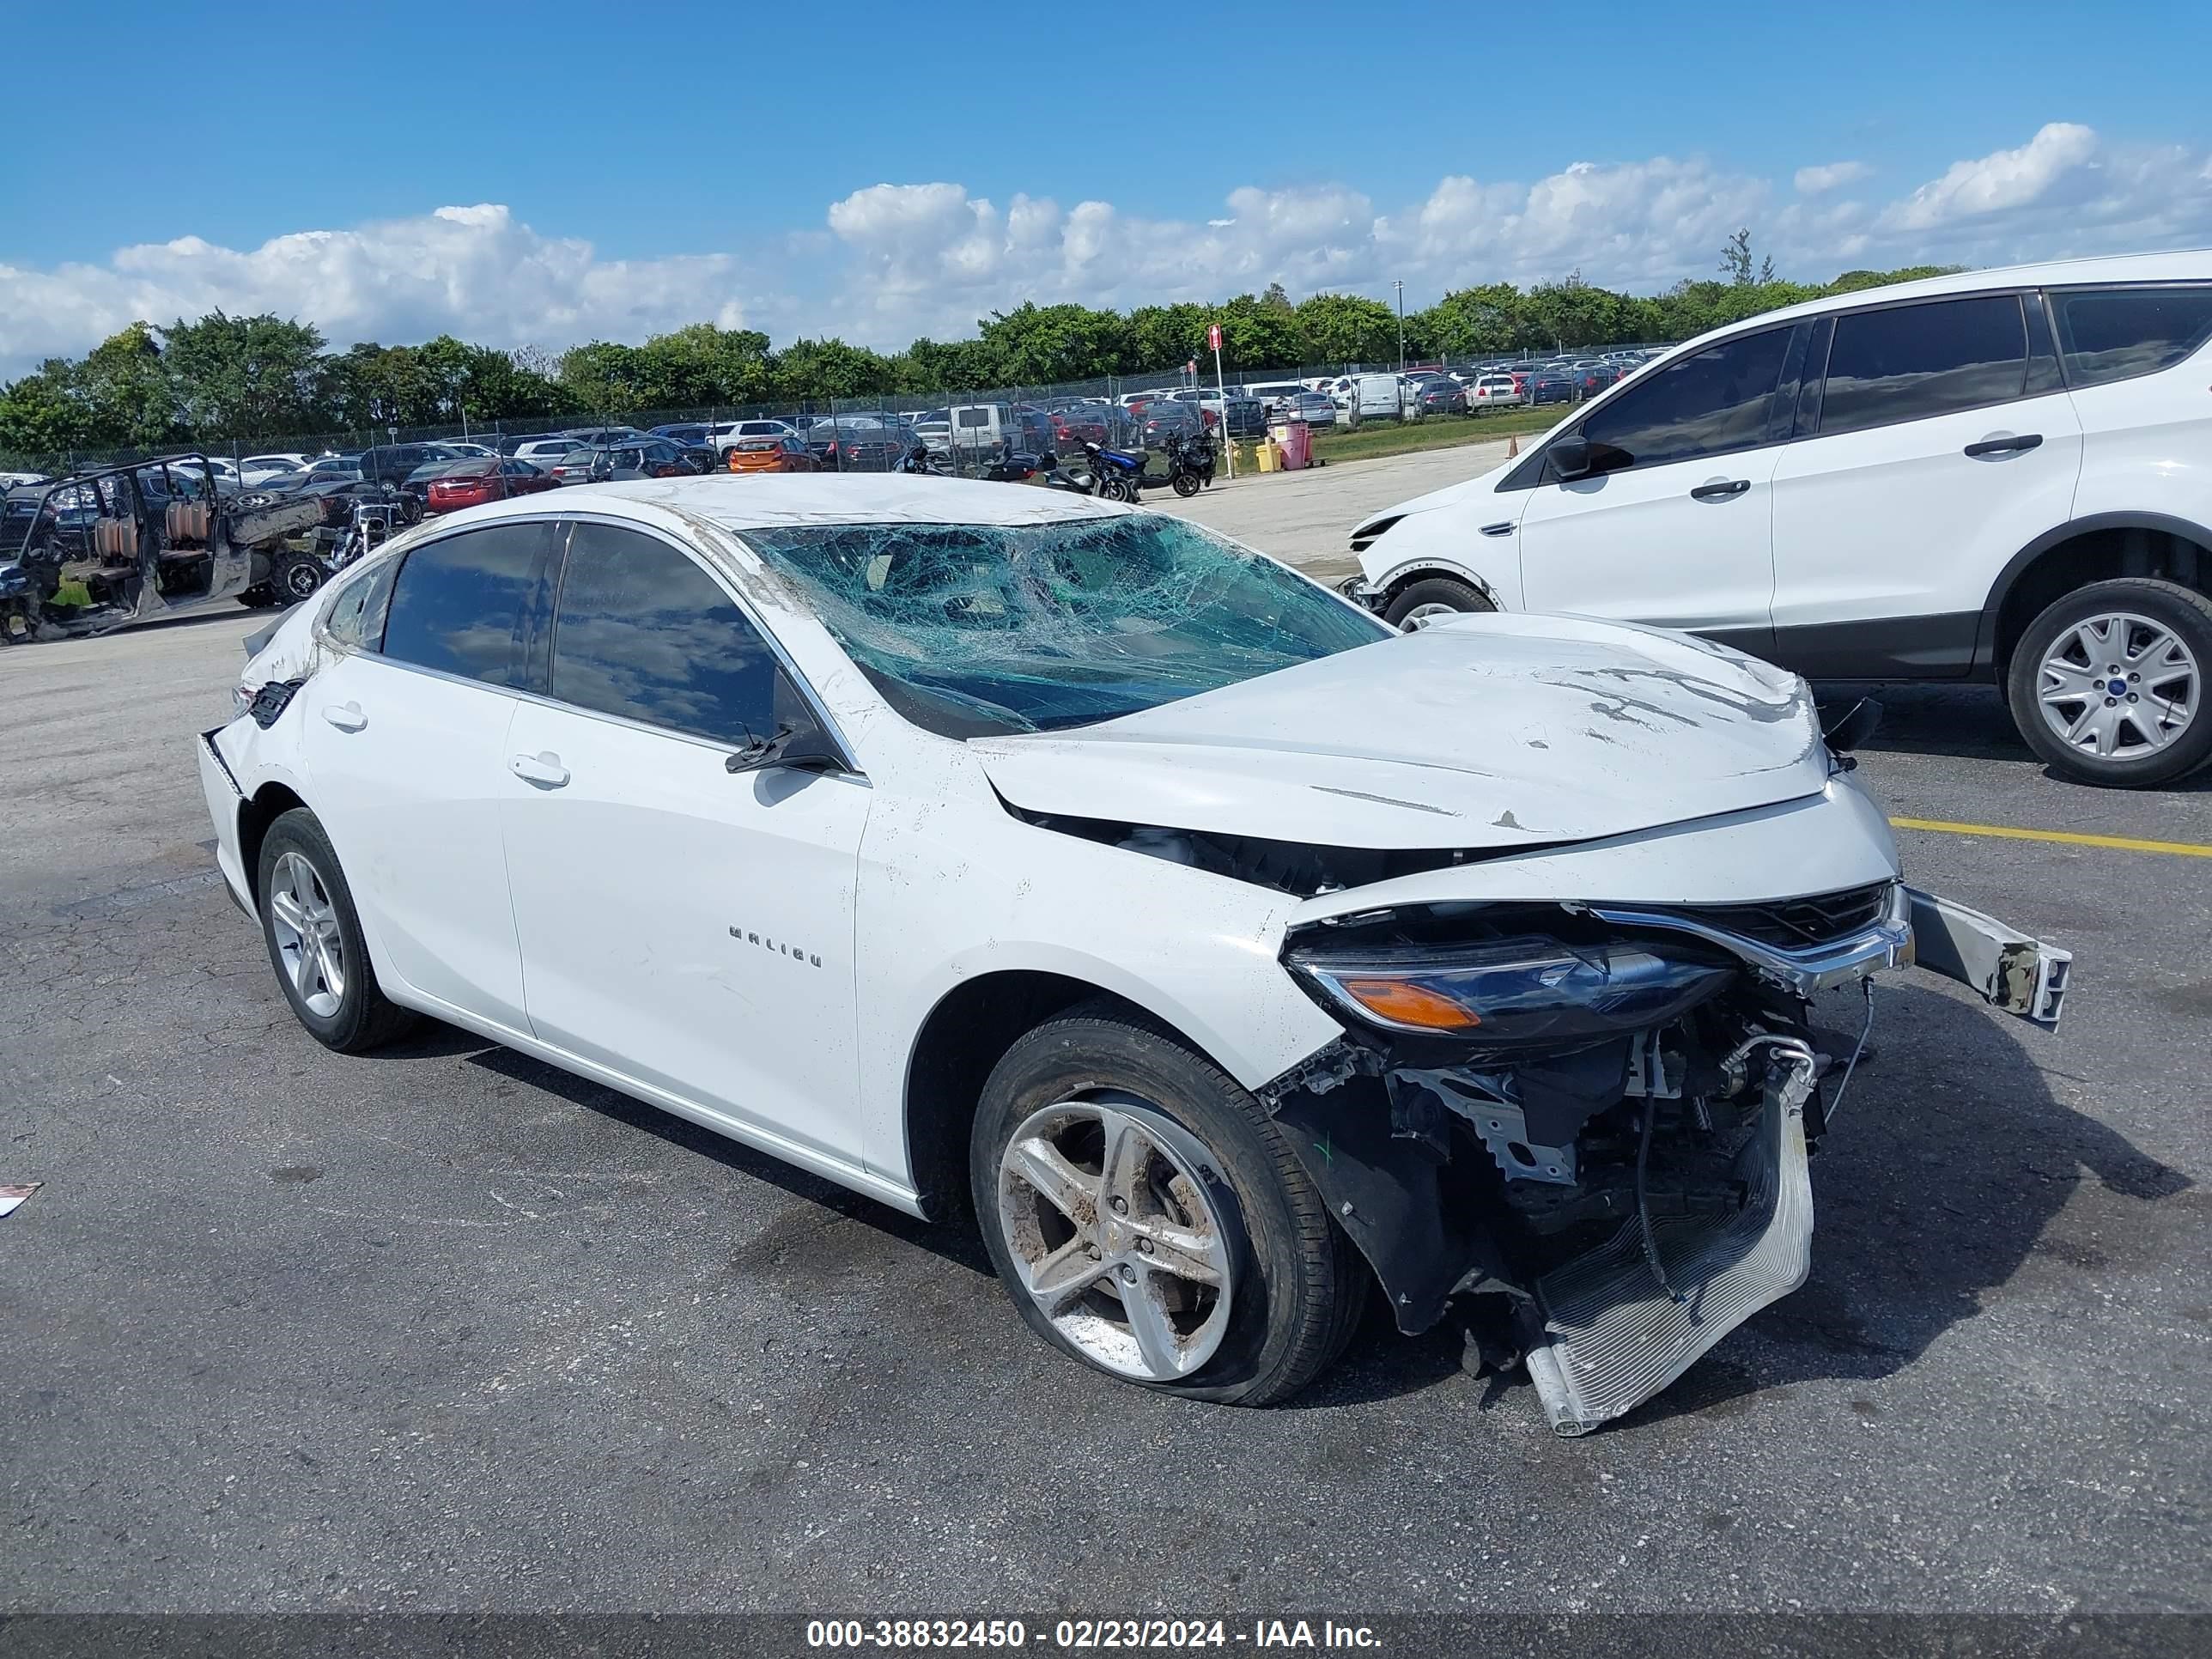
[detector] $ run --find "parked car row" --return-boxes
[128,343,1672,505]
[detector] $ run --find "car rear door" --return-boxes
[497,518,872,1164]
[298,520,552,1033]
[1515,322,1796,653]
[1767,291,2084,676]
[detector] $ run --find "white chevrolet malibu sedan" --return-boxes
[199,477,2070,1434]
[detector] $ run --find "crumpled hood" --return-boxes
[972,612,1827,851]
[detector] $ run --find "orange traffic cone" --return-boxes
[1507,433,1520,458]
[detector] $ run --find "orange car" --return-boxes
[725,435,822,474]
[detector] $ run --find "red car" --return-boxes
[423,459,558,514]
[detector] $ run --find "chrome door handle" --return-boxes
[320,702,367,732]
[1964,433,2043,458]
[508,751,569,788]
[1689,478,1751,501]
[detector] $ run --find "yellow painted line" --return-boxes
[1889,816,2212,859]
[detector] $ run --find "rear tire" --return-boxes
[1382,575,1495,630]
[270,552,325,605]
[257,809,418,1054]
[970,1002,1364,1406]
[2006,577,2212,787]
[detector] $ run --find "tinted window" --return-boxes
[380,523,544,686]
[549,522,781,744]
[2053,286,2212,387]
[1819,295,2027,434]
[1568,325,1790,472]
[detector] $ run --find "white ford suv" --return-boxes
[198,476,2068,1434]
[1342,252,2212,787]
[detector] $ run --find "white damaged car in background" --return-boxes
[200,477,2070,1435]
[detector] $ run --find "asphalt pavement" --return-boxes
[2,476,2207,1619]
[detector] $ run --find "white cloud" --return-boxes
[0,204,764,378]
[1795,161,1872,194]
[4,124,2211,377]
[1881,122,2100,231]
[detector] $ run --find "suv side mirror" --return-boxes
[1548,436,1594,480]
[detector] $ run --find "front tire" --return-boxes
[257,809,418,1053]
[1382,574,1495,630]
[970,1003,1364,1405]
[1172,471,1202,498]
[2006,577,2212,787]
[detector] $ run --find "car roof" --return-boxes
[430,473,1126,535]
[1664,247,2212,355]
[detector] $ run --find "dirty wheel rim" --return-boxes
[2037,611,2198,761]
[282,560,321,601]
[996,1099,1234,1382]
[1401,601,1462,630]
[269,850,345,1018]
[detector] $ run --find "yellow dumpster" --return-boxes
[1254,440,1275,473]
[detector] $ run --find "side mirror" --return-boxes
[1548,436,1594,480]
[726,716,848,776]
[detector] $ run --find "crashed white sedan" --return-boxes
[198,477,2070,1433]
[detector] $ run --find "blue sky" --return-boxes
[3,0,2209,373]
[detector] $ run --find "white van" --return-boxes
[1327,372,1409,422]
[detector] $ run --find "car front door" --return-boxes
[1515,323,1796,653]
[1766,292,2085,677]
[299,520,552,1033]
[497,518,872,1164]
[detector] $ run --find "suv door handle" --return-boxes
[320,702,367,732]
[1964,433,2043,458]
[508,751,569,788]
[1689,478,1751,501]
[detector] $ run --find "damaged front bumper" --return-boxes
[1261,880,2072,1435]
[1526,1041,1816,1436]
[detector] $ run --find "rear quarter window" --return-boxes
[2052,286,2212,388]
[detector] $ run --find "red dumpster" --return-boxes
[1271,419,1312,471]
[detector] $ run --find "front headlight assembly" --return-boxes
[1286,934,1735,1046]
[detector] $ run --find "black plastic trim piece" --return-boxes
[2023,289,2064,395]
[1792,316,1833,439]
[1765,612,1982,680]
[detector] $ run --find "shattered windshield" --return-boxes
[741,514,1391,737]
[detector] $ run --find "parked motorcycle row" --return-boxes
[898,428,1217,503]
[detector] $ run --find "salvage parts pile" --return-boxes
[1249,880,2068,1435]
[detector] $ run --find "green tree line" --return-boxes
[0,248,1960,459]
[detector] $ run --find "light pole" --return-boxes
[1393,280,1405,376]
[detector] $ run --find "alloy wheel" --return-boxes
[268,850,346,1018]
[1401,602,1462,631]
[995,1098,1234,1382]
[2036,611,2198,761]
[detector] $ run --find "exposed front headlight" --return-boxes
[1286,935,1734,1043]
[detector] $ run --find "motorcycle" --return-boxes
[1079,440,1146,503]
[1160,429,1217,498]
[898,444,1098,498]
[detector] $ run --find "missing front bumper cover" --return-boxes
[1524,1045,1818,1437]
